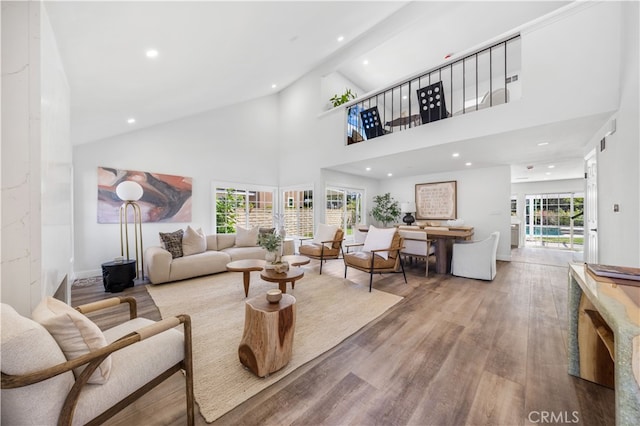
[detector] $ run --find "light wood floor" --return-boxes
[72,248,614,425]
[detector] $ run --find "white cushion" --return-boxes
[313,224,339,248]
[235,225,259,247]
[182,226,206,256]
[32,297,112,384]
[73,317,185,425]
[363,225,396,260]
[1,303,74,425]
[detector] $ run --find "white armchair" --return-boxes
[1,296,194,425]
[451,231,500,280]
[399,229,436,276]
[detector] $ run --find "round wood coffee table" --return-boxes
[281,255,311,267]
[260,268,304,294]
[226,259,266,297]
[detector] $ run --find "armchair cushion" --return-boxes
[32,297,112,384]
[72,317,185,426]
[313,223,339,248]
[362,225,395,260]
[299,244,340,257]
[1,303,74,425]
[344,251,397,269]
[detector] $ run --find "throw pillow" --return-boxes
[182,226,206,256]
[313,223,339,248]
[362,225,396,260]
[32,297,112,384]
[236,225,259,247]
[259,227,275,235]
[159,229,184,258]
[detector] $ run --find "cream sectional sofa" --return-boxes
[144,233,267,284]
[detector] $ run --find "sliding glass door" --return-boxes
[525,192,584,250]
[325,187,363,241]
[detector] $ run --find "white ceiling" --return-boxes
[45,0,408,145]
[45,0,601,184]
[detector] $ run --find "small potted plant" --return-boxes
[370,193,401,227]
[330,88,357,108]
[258,232,288,272]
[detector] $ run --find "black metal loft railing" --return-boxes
[346,35,521,145]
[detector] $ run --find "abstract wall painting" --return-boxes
[97,167,192,223]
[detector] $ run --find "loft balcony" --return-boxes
[345,35,521,145]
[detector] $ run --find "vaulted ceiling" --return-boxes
[46,1,599,183]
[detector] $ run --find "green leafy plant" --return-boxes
[330,88,357,107]
[257,232,283,252]
[370,193,401,227]
[216,188,241,233]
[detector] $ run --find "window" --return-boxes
[281,188,313,238]
[213,183,276,233]
[511,196,517,216]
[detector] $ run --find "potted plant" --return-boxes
[330,88,357,108]
[370,193,401,227]
[258,232,283,263]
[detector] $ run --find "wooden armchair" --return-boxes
[344,230,407,292]
[399,229,436,277]
[1,296,194,425]
[299,225,345,274]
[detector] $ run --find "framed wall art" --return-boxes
[415,180,457,220]
[97,167,192,223]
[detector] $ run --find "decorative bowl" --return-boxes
[273,261,289,273]
[266,289,282,303]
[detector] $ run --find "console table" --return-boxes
[567,263,640,425]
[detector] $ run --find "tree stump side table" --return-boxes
[238,293,296,377]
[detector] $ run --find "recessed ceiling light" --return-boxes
[537,141,549,146]
[127,118,136,124]
[271,83,277,89]
[545,172,552,175]
[387,173,393,177]
[337,35,344,42]
[465,162,472,166]
[365,167,371,171]
[145,49,159,58]
[452,153,460,157]
[548,165,555,169]
[363,59,369,65]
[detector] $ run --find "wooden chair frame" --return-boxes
[344,237,407,292]
[299,229,345,274]
[399,232,436,277]
[1,296,195,426]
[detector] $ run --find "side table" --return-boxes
[238,293,296,377]
[101,260,136,292]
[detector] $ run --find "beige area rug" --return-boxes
[146,269,402,423]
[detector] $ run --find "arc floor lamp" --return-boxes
[116,181,144,280]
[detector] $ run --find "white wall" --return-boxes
[41,5,72,303]
[2,1,43,316]
[593,0,640,267]
[379,166,512,261]
[73,95,280,277]
[1,1,72,315]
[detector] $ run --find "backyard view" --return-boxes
[525,193,584,250]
